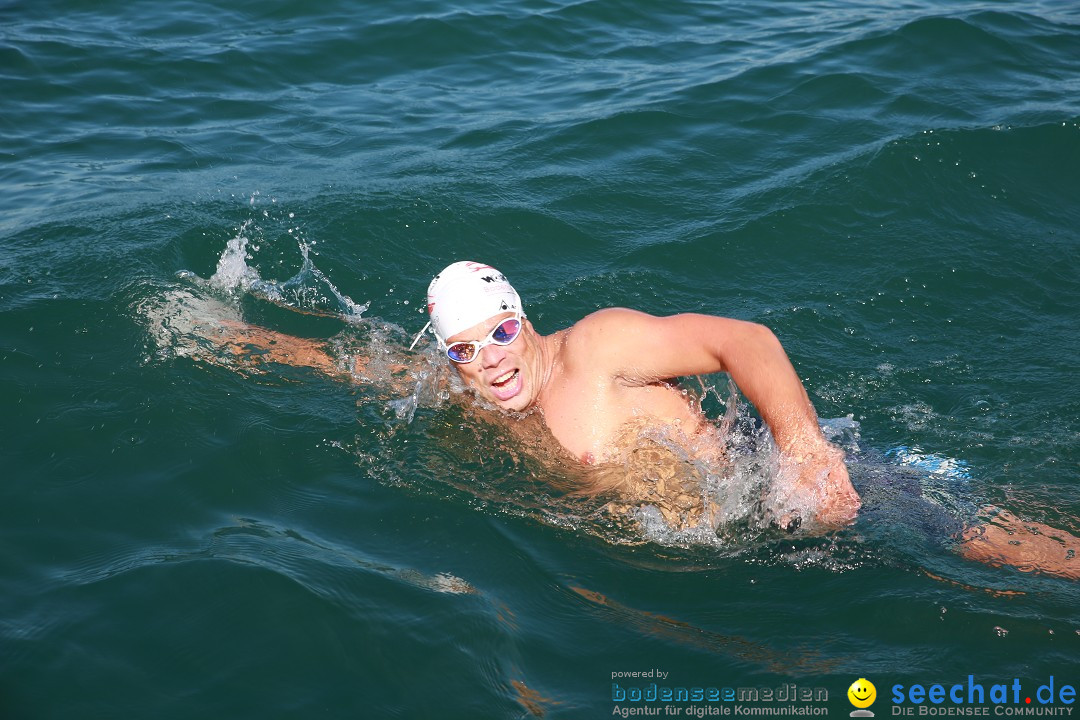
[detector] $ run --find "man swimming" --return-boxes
[157,259,1078,578]
[414,261,859,528]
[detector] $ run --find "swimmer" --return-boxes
[415,262,857,529]
[157,260,1077,578]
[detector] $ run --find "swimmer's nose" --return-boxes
[479,342,507,367]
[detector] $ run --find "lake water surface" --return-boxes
[2,0,1078,717]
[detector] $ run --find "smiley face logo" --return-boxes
[848,678,876,709]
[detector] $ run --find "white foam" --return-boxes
[207,218,369,323]
[208,219,260,294]
[136,286,242,360]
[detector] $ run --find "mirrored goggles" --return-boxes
[445,314,522,364]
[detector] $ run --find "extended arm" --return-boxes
[142,287,350,377]
[214,319,345,377]
[142,288,432,400]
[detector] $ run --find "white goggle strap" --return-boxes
[408,320,433,351]
[408,311,525,351]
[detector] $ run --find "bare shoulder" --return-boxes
[564,308,651,346]
[569,307,655,335]
[559,308,658,373]
[559,308,772,384]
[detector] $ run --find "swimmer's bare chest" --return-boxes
[538,374,704,464]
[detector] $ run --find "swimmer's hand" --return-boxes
[771,442,861,531]
[958,508,1080,580]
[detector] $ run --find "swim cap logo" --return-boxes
[423,261,524,343]
[848,678,876,717]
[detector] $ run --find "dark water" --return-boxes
[2,0,1078,717]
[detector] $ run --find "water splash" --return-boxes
[206,219,261,294]
[136,285,244,362]
[138,208,372,371]
[205,218,369,324]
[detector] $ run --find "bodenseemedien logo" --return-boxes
[849,678,877,717]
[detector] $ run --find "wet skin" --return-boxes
[447,308,861,527]
[447,312,705,462]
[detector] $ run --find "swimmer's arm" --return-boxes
[585,309,820,450]
[581,308,860,525]
[190,319,426,398]
[210,320,355,378]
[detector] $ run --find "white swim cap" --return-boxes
[422,261,524,345]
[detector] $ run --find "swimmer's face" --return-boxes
[447,312,542,412]
[847,679,876,709]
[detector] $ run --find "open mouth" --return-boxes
[489,369,521,401]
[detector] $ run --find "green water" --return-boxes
[1,1,1078,717]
